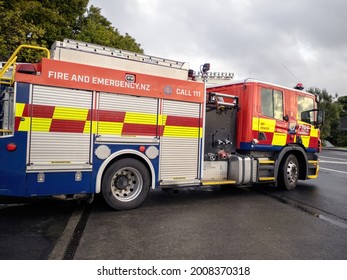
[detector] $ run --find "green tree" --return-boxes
[307,87,343,144]
[0,0,47,61]
[337,96,347,117]
[73,6,143,53]
[335,96,347,146]
[0,1,142,62]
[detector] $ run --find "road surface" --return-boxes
[1,149,346,260]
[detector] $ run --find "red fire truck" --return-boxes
[0,39,323,210]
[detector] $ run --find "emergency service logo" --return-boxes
[288,122,296,134]
[163,85,173,95]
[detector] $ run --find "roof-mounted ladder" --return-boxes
[52,39,189,69]
[51,39,190,80]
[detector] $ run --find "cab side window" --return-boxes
[297,95,314,123]
[260,88,283,120]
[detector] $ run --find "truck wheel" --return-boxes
[278,154,299,190]
[102,158,150,210]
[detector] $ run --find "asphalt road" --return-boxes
[71,187,346,260]
[0,199,77,259]
[0,149,346,260]
[253,149,347,222]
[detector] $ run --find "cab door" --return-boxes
[258,86,288,150]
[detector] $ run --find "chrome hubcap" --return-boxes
[111,167,143,202]
[286,160,298,185]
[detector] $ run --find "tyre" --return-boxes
[102,158,150,210]
[278,154,299,190]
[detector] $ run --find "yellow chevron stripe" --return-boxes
[158,114,167,125]
[252,117,276,133]
[15,103,25,117]
[124,112,168,125]
[310,127,319,137]
[163,126,201,138]
[252,117,259,130]
[301,135,310,148]
[97,122,123,135]
[83,121,98,134]
[53,107,89,121]
[124,112,158,125]
[31,118,52,132]
[18,117,31,131]
[258,118,276,133]
[272,132,287,146]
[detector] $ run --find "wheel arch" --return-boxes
[95,149,156,193]
[274,145,308,181]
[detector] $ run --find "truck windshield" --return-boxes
[0,88,14,137]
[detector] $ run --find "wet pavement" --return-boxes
[0,199,77,260]
[71,186,347,260]
[1,149,346,260]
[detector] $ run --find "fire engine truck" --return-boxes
[0,39,323,210]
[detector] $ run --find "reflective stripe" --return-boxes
[32,118,52,132]
[258,118,276,133]
[18,117,31,131]
[253,117,277,132]
[308,164,319,179]
[301,135,310,148]
[201,180,236,185]
[259,160,275,164]
[252,116,319,150]
[124,112,158,125]
[158,114,167,125]
[122,123,157,136]
[15,103,202,138]
[15,103,25,117]
[259,177,275,181]
[83,121,97,134]
[53,107,89,121]
[310,127,319,137]
[272,132,287,146]
[163,126,201,138]
[252,117,259,131]
[97,122,123,135]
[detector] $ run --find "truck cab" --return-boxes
[205,80,323,190]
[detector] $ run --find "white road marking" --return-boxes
[320,155,346,161]
[320,160,347,164]
[320,167,347,174]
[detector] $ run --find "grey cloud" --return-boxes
[90,0,347,95]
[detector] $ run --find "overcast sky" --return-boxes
[89,0,347,96]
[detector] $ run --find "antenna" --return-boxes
[281,63,305,90]
[281,63,301,83]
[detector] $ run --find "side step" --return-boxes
[257,158,276,182]
[201,180,236,186]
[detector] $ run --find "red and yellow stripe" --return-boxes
[252,117,319,149]
[15,103,202,138]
